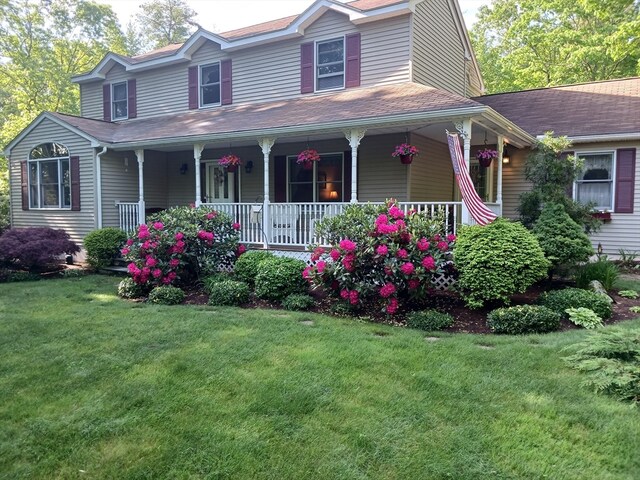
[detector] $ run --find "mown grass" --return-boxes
[1,275,639,479]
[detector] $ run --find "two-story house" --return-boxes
[4,0,638,256]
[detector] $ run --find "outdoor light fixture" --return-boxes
[180,163,188,175]
[502,144,511,164]
[245,160,254,174]
[124,156,129,172]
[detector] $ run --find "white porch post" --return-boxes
[258,137,276,248]
[194,143,205,207]
[496,135,504,209]
[344,128,366,203]
[458,119,472,224]
[135,149,145,225]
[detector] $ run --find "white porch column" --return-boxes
[258,137,276,248]
[496,135,504,208]
[344,128,366,203]
[456,119,472,225]
[135,149,146,225]
[194,143,205,207]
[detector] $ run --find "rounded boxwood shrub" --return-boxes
[281,293,315,311]
[454,218,549,309]
[148,285,185,305]
[84,227,127,270]
[406,309,454,331]
[207,280,250,306]
[202,272,234,293]
[255,257,307,302]
[233,250,275,285]
[538,287,612,319]
[487,305,561,334]
[118,277,147,299]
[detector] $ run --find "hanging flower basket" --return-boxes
[297,149,320,170]
[220,154,241,172]
[476,148,498,168]
[392,143,419,165]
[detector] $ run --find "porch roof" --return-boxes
[49,83,534,149]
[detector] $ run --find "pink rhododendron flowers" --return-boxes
[400,262,415,275]
[339,239,356,252]
[446,234,457,242]
[311,247,325,262]
[152,222,164,230]
[375,214,389,225]
[349,290,359,305]
[152,268,162,278]
[408,279,420,289]
[422,256,436,271]
[303,266,313,280]
[121,247,130,256]
[342,253,355,272]
[386,298,399,314]
[145,256,158,267]
[316,261,326,273]
[197,231,214,244]
[377,223,398,234]
[138,228,150,240]
[236,244,246,255]
[437,241,449,252]
[340,289,350,299]
[169,258,180,268]
[416,237,429,251]
[379,282,396,298]
[376,244,389,256]
[329,249,341,261]
[388,205,405,219]
[396,248,408,259]
[175,232,184,240]
[232,222,241,231]
[206,212,217,219]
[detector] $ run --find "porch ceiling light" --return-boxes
[502,144,510,164]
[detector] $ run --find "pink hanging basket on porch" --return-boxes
[399,154,414,165]
[225,164,238,173]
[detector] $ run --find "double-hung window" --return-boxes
[200,63,221,106]
[575,152,615,210]
[111,81,128,120]
[316,38,344,91]
[28,143,71,209]
[287,153,344,202]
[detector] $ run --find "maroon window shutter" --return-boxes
[300,42,314,94]
[102,84,111,121]
[343,150,352,202]
[188,66,199,109]
[221,59,232,105]
[70,156,81,211]
[274,155,287,202]
[127,79,137,118]
[20,160,29,210]
[614,148,636,213]
[345,33,361,88]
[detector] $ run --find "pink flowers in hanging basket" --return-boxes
[476,148,498,167]
[219,154,242,167]
[391,143,419,158]
[296,148,321,164]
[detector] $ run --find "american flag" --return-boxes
[446,132,498,226]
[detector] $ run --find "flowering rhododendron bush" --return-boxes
[304,201,455,315]
[122,205,244,287]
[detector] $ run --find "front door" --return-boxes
[206,163,235,203]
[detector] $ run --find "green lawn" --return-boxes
[1,275,639,479]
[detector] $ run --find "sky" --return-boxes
[98,0,487,34]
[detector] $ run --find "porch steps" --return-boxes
[99,257,128,275]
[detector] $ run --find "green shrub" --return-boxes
[207,280,250,306]
[255,257,307,302]
[148,285,185,305]
[630,306,640,314]
[233,250,275,285]
[539,288,613,319]
[202,272,234,293]
[406,309,454,331]
[60,268,86,278]
[563,328,640,404]
[487,305,561,334]
[453,218,549,309]
[118,277,147,299]
[84,227,127,270]
[618,290,639,299]
[330,302,354,317]
[5,270,41,282]
[281,293,315,311]
[574,260,619,290]
[565,307,603,329]
[532,203,593,277]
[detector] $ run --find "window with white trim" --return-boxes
[200,63,221,106]
[316,38,344,91]
[111,81,128,120]
[28,143,70,209]
[287,153,344,202]
[575,152,615,210]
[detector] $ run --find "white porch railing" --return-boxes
[467,202,503,226]
[202,203,264,244]
[117,202,140,234]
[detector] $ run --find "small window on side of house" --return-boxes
[112,81,128,120]
[575,152,615,210]
[316,38,344,91]
[200,63,221,107]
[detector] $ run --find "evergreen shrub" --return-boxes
[148,285,185,305]
[207,280,250,306]
[406,309,454,331]
[539,288,612,319]
[281,293,315,311]
[233,250,275,285]
[84,227,127,270]
[255,257,307,301]
[487,305,561,334]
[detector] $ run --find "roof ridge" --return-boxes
[478,76,640,98]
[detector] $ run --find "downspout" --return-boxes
[6,154,13,228]
[96,146,107,229]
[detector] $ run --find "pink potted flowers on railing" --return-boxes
[392,143,419,164]
[297,148,321,170]
[476,148,498,168]
[220,154,241,172]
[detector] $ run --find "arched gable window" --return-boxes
[28,142,71,209]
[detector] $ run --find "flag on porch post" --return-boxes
[446,131,498,226]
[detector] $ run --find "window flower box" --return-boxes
[591,211,611,222]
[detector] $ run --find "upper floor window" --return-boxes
[575,152,615,210]
[200,63,221,106]
[316,38,344,91]
[28,143,70,209]
[112,81,128,120]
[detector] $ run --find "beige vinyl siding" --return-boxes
[358,133,409,201]
[79,10,411,120]
[8,118,96,246]
[408,133,454,201]
[501,147,531,219]
[412,0,477,97]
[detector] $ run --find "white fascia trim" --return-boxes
[3,112,101,156]
[447,0,485,94]
[72,0,411,82]
[107,105,488,150]
[536,133,640,144]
